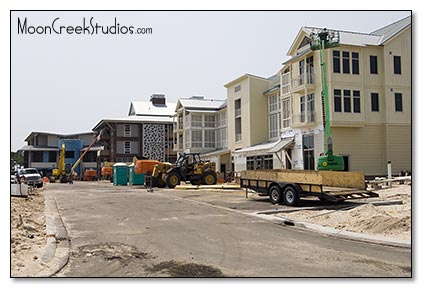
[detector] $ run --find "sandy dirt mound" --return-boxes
[11,188,47,277]
[279,185,411,241]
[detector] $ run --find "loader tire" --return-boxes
[166,171,180,188]
[201,171,217,185]
[156,173,166,188]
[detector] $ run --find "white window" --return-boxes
[204,115,215,128]
[269,113,279,139]
[216,127,227,149]
[124,124,131,137]
[234,85,241,93]
[269,94,280,113]
[221,127,227,148]
[282,98,291,128]
[124,141,131,154]
[281,71,290,94]
[219,111,227,127]
[186,131,191,149]
[192,115,202,127]
[307,93,315,121]
[204,130,215,148]
[234,99,241,117]
[192,130,202,148]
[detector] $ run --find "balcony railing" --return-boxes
[292,111,316,125]
[235,133,242,142]
[292,73,315,89]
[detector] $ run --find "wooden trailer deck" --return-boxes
[240,169,378,204]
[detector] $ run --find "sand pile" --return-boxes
[280,184,411,241]
[11,188,47,277]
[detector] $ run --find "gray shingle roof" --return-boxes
[370,15,411,44]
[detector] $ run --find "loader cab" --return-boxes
[177,153,202,174]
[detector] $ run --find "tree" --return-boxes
[11,150,24,172]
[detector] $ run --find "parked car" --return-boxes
[16,168,43,188]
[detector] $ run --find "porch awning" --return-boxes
[268,137,294,153]
[234,137,295,156]
[201,149,230,157]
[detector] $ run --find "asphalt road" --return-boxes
[48,182,411,277]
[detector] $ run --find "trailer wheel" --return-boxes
[283,186,299,206]
[269,185,282,204]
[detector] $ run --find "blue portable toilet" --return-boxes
[128,164,145,185]
[113,163,128,186]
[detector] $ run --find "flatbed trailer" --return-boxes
[240,169,378,206]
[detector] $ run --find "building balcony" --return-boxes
[281,85,291,95]
[291,111,316,127]
[291,74,315,92]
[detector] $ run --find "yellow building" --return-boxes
[224,16,411,176]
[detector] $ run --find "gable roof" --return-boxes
[92,115,174,131]
[24,131,94,142]
[128,101,177,117]
[370,15,411,44]
[287,16,411,57]
[176,97,227,111]
[224,73,269,88]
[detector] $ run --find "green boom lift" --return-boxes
[310,28,345,171]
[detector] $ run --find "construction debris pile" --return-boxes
[11,188,47,276]
[278,184,411,241]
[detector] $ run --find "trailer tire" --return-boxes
[269,185,282,204]
[283,186,299,206]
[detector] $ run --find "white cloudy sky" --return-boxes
[10,10,410,151]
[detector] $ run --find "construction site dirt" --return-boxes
[10,181,411,277]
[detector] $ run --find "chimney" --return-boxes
[190,95,205,100]
[150,94,166,105]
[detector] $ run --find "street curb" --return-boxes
[36,191,70,277]
[251,212,411,249]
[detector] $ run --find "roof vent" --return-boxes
[150,94,166,105]
[190,96,204,100]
